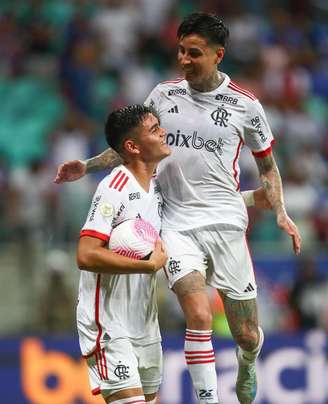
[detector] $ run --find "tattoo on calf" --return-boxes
[222,296,259,351]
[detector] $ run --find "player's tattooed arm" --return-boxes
[54,148,123,183]
[254,152,301,254]
[86,148,123,173]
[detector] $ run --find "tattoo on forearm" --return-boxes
[86,148,123,173]
[221,294,259,351]
[256,154,285,214]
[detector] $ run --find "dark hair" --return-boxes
[177,12,229,47]
[105,104,158,155]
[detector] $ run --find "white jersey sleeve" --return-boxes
[144,84,162,112]
[242,99,275,157]
[80,173,128,242]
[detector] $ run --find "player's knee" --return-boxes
[235,329,259,352]
[186,305,212,329]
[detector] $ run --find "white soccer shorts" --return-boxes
[161,225,257,300]
[86,339,162,398]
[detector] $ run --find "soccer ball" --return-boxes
[109,218,159,260]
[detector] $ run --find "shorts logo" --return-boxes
[199,389,214,399]
[114,362,130,380]
[168,258,181,274]
[244,283,255,293]
[168,105,179,113]
[211,106,231,127]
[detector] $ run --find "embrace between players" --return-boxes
[55,13,301,404]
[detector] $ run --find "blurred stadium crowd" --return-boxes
[0,0,327,337]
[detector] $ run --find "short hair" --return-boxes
[105,104,158,155]
[177,12,229,47]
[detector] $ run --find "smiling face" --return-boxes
[177,34,225,88]
[125,113,171,163]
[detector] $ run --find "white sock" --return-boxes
[110,395,146,404]
[184,329,218,403]
[238,326,264,364]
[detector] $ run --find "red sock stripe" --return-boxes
[184,349,214,354]
[186,359,216,365]
[185,333,212,338]
[185,353,215,360]
[185,331,212,336]
[185,337,212,342]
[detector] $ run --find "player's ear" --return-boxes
[215,47,225,64]
[123,139,140,155]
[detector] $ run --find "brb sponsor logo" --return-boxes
[168,88,187,96]
[129,192,140,201]
[215,94,238,105]
[251,116,267,142]
[166,130,224,154]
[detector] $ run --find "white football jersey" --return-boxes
[145,73,274,231]
[77,165,163,356]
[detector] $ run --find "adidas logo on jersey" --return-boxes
[168,105,179,113]
[244,283,255,293]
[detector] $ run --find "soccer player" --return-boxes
[76,104,169,404]
[56,13,301,404]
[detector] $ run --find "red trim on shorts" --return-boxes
[92,387,101,395]
[232,138,243,191]
[252,139,276,158]
[228,81,257,100]
[101,348,109,380]
[80,229,109,242]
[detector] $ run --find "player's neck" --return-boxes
[189,70,224,92]
[124,161,156,192]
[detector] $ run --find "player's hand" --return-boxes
[277,212,301,255]
[54,160,87,184]
[149,240,168,272]
[253,187,273,210]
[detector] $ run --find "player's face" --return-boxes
[135,113,171,162]
[178,34,224,87]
